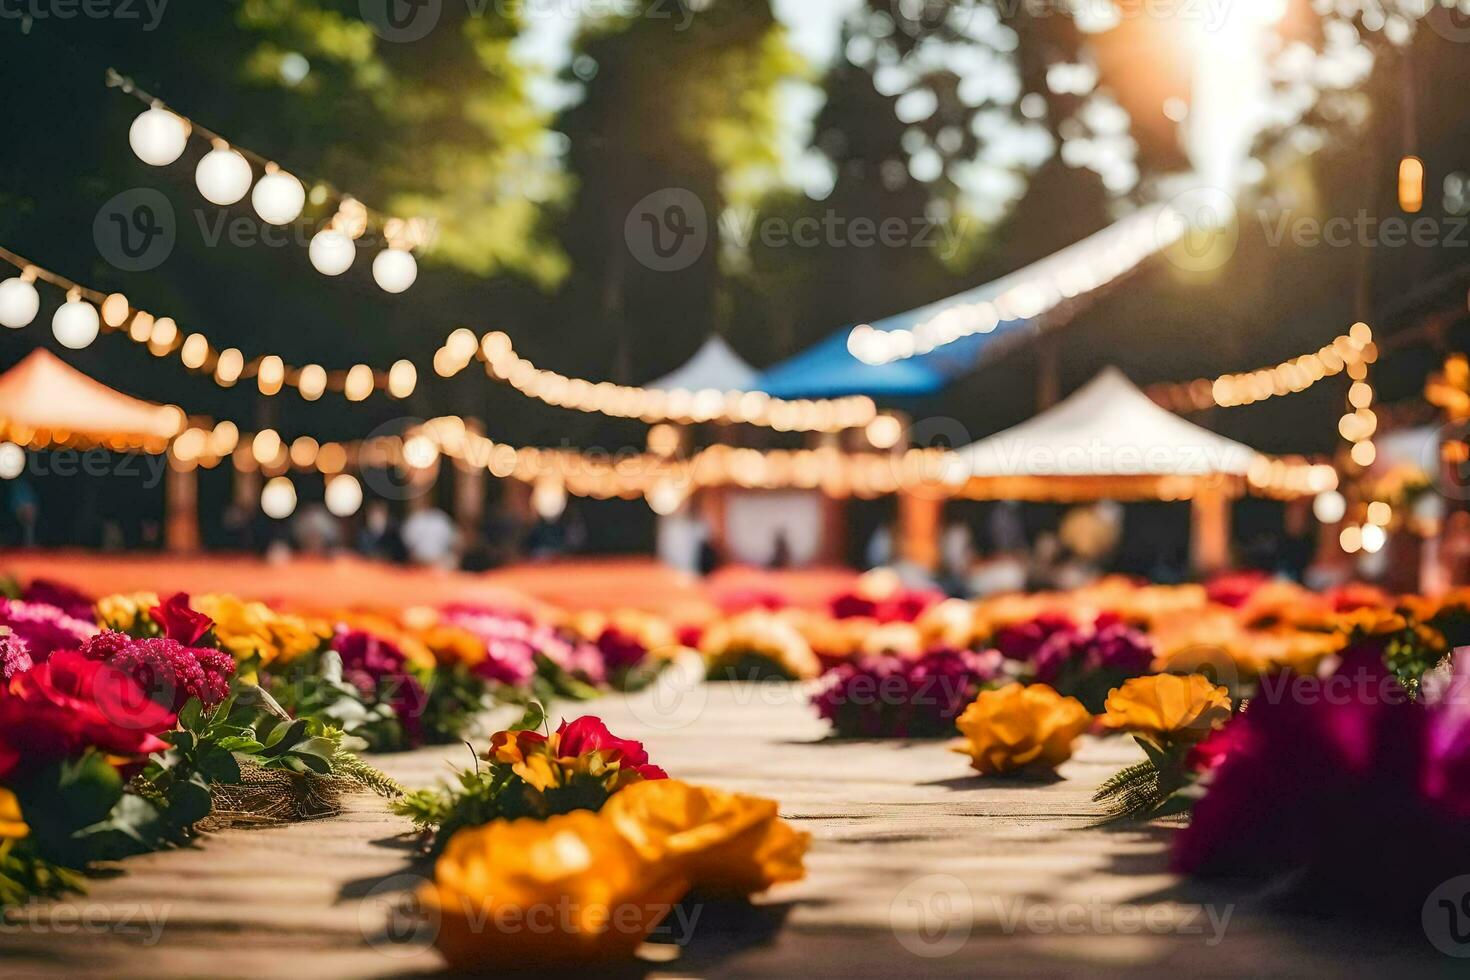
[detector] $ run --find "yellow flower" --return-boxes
[193,594,331,667]
[953,683,1091,776]
[95,591,160,632]
[419,812,689,968]
[603,779,809,899]
[1101,674,1232,743]
[0,788,28,840]
[700,611,820,680]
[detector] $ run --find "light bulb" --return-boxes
[308,229,355,275]
[128,107,190,166]
[1312,490,1346,525]
[52,297,100,349]
[372,248,417,293]
[0,442,24,480]
[324,474,363,517]
[251,170,305,225]
[0,278,39,328]
[195,145,253,205]
[260,476,297,519]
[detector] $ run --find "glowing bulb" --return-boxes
[0,278,39,328]
[298,364,327,401]
[0,442,24,479]
[1312,490,1346,525]
[100,293,129,327]
[1339,524,1362,554]
[1360,522,1386,554]
[253,429,282,466]
[402,434,439,470]
[52,295,99,349]
[215,348,244,385]
[324,474,363,517]
[195,145,253,205]
[345,364,374,401]
[865,415,904,450]
[128,107,190,166]
[260,476,297,519]
[251,169,306,225]
[388,359,417,399]
[308,229,356,276]
[1350,441,1376,467]
[180,333,209,369]
[532,480,567,521]
[1366,501,1392,526]
[1399,156,1424,213]
[372,248,417,293]
[646,481,686,516]
[258,354,286,395]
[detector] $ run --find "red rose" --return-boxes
[150,593,214,646]
[0,651,175,782]
[554,716,665,780]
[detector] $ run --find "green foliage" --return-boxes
[263,651,405,752]
[1092,736,1201,824]
[419,664,494,746]
[0,840,86,909]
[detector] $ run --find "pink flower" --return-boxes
[0,598,99,662]
[0,630,31,680]
[554,717,666,781]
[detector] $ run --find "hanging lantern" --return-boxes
[1399,155,1424,213]
[128,106,190,166]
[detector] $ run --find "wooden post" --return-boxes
[165,459,200,553]
[898,490,943,571]
[1190,485,1230,575]
[453,419,486,535]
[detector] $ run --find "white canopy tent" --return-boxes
[954,367,1266,572]
[645,336,759,393]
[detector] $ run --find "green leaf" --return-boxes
[177,697,204,733]
[196,745,242,784]
[511,700,545,733]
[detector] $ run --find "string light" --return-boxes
[479,331,878,433]
[1398,155,1424,213]
[0,269,40,328]
[1150,325,1377,411]
[107,68,427,294]
[846,204,1183,366]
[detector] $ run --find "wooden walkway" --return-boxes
[0,679,1456,978]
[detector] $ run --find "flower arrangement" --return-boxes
[952,683,1092,776]
[394,714,666,856]
[813,647,1004,738]
[1029,615,1154,712]
[1173,650,1470,917]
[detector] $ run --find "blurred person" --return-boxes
[940,519,974,594]
[357,500,403,562]
[292,503,340,556]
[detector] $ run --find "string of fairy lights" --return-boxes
[109,69,430,294]
[0,246,880,431]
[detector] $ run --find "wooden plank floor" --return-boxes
[0,675,1457,978]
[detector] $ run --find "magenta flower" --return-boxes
[21,578,95,621]
[80,630,233,711]
[0,630,32,679]
[440,605,606,687]
[0,598,99,663]
[331,628,427,746]
[1031,618,1153,712]
[813,647,1004,738]
[994,612,1075,661]
[1174,649,1470,917]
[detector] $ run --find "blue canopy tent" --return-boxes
[753,313,1033,400]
